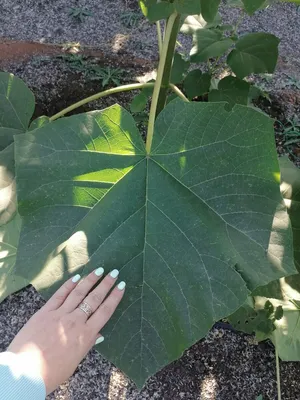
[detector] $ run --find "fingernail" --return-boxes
[72,274,81,283]
[117,281,126,291]
[110,269,119,279]
[95,336,104,345]
[94,267,104,277]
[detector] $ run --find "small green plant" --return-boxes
[120,11,142,28]
[278,117,300,148]
[58,54,88,74]
[69,7,92,22]
[89,66,124,87]
[0,0,300,395]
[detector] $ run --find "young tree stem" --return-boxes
[146,12,178,154]
[276,346,282,400]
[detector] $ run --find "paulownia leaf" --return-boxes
[227,33,280,79]
[14,101,295,387]
[0,213,26,302]
[0,72,35,150]
[190,29,233,62]
[208,76,250,110]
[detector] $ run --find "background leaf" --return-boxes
[200,0,221,22]
[0,144,17,226]
[190,29,233,62]
[0,72,35,301]
[227,33,280,79]
[208,76,250,110]
[241,0,269,14]
[14,101,295,387]
[183,70,211,98]
[174,0,201,14]
[170,52,190,84]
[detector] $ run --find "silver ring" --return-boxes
[78,301,93,318]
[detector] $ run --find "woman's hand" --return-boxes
[7,268,125,395]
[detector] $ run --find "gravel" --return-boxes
[0,1,300,63]
[1,285,300,400]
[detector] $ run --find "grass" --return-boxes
[69,7,93,22]
[120,11,142,28]
[58,54,124,87]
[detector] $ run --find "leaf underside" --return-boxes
[14,100,295,387]
[0,72,35,301]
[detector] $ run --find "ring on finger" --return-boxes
[78,301,93,318]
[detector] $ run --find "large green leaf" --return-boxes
[208,76,250,110]
[0,213,26,302]
[14,101,295,387]
[0,72,35,150]
[227,33,280,79]
[231,157,300,360]
[190,29,233,62]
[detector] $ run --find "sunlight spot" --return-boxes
[267,208,291,272]
[283,198,292,209]
[112,34,128,52]
[136,69,157,83]
[33,231,89,291]
[273,171,281,183]
[107,367,128,400]
[199,375,218,399]
[280,181,292,198]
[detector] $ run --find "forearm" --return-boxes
[0,352,46,400]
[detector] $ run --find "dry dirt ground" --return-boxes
[0,1,300,399]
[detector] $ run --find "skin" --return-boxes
[7,268,125,395]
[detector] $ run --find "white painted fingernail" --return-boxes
[95,267,104,277]
[117,281,126,291]
[95,336,104,345]
[110,269,119,279]
[72,274,81,283]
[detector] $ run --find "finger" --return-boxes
[61,267,105,312]
[94,335,105,346]
[74,269,120,321]
[43,274,81,311]
[87,281,126,331]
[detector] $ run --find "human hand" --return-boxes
[7,268,125,395]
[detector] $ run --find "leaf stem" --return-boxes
[146,13,178,154]
[156,21,163,55]
[155,14,181,117]
[169,83,189,102]
[275,346,281,400]
[49,82,155,121]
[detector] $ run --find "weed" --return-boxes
[69,7,92,22]
[89,66,125,87]
[58,54,124,87]
[278,117,300,147]
[120,11,142,28]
